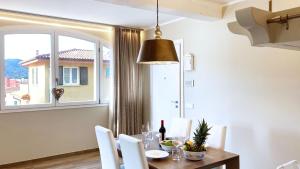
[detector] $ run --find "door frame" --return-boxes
[173,39,184,118]
[150,39,184,119]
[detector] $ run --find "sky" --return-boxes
[4,34,96,60]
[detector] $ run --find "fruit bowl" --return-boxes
[159,140,179,152]
[182,150,205,161]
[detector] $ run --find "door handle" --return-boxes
[171,101,179,104]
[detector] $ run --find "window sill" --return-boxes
[0,103,109,114]
[62,84,81,87]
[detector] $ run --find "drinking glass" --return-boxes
[142,131,154,150]
[172,148,181,161]
[174,136,185,146]
[142,132,149,149]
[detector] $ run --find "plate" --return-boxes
[145,150,169,159]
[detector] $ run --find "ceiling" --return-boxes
[206,0,242,5]
[0,0,244,28]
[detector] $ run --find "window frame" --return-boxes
[55,32,100,107]
[100,43,113,104]
[0,26,107,112]
[0,28,55,110]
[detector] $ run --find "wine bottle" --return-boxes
[159,120,166,141]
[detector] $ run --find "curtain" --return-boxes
[112,27,143,136]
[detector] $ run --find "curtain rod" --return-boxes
[0,8,144,31]
[266,0,300,30]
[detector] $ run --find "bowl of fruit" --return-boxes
[160,140,179,152]
[182,119,211,161]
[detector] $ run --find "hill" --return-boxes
[5,59,28,79]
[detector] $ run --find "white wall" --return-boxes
[147,1,300,169]
[0,106,108,165]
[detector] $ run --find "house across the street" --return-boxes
[20,48,110,104]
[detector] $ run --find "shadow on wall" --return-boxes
[228,124,258,169]
[268,128,300,168]
[228,124,300,169]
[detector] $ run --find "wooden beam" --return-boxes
[95,0,223,20]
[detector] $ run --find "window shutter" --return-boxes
[58,66,64,85]
[80,67,88,85]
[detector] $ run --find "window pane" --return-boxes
[35,68,39,84]
[4,34,52,106]
[31,68,35,84]
[72,68,78,84]
[58,35,96,103]
[101,46,112,104]
[63,68,70,84]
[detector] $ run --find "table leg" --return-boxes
[225,156,239,169]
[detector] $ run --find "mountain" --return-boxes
[5,59,28,79]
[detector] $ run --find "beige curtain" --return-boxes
[112,27,143,136]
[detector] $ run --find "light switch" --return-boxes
[185,80,194,87]
[184,53,194,71]
[185,103,194,109]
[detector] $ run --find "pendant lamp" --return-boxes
[137,0,179,64]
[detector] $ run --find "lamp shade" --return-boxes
[137,39,179,64]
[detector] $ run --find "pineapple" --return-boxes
[184,119,211,152]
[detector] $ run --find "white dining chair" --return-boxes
[95,126,123,169]
[119,134,149,169]
[277,160,300,169]
[207,125,227,150]
[206,125,227,169]
[168,118,192,139]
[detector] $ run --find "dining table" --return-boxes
[116,134,240,169]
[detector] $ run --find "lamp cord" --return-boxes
[154,0,162,39]
[156,0,159,27]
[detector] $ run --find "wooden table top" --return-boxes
[117,134,240,169]
[147,147,238,169]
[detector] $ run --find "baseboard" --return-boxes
[0,148,99,168]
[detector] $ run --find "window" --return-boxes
[63,67,79,85]
[35,68,39,85]
[31,67,39,85]
[31,68,35,84]
[101,45,112,104]
[0,28,111,111]
[57,35,97,103]
[3,34,51,107]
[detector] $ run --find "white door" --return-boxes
[151,39,184,132]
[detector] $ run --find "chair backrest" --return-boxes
[277,160,300,169]
[169,118,192,138]
[119,134,149,169]
[206,125,227,150]
[95,126,120,169]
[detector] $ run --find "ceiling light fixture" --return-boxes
[137,0,179,64]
